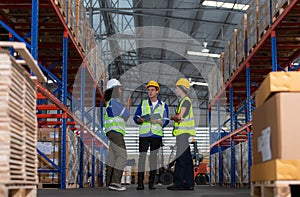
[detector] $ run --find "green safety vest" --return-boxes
[173,96,195,136]
[139,100,165,136]
[104,99,126,136]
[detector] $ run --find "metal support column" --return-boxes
[91,83,97,188]
[100,80,104,134]
[91,138,95,188]
[229,85,235,187]
[60,30,68,189]
[217,100,223,187]
[31,0,38,60]
[79,64,86,188]
[246,63,252,186]
[208,107,212,185]
[271,31,278,71]
[100,147,104,186]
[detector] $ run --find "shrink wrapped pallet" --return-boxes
[68,0,76,36]
[208,61,223,101]
[241,141,249,183]
[223,148,231,184]
[210,153,216,185]
[234,143,242,184]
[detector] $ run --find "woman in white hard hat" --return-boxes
[104,78,131,191]
[167,78,195,191]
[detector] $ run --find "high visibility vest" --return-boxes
[173,96,195,136]
[104,99,126,136]
[139,100,165,136]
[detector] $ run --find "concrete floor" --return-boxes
[37,185,250,197]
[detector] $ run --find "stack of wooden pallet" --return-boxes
[0,51,37,196]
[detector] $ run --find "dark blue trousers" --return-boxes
[173,133,194,188]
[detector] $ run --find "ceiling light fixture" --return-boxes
[187,50,221,58]
[202,0,249,11]
[190,81,209,87]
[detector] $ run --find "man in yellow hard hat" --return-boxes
[167,78,195,191]
[133,80,169,190]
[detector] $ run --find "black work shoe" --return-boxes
[149,184,156,190]
[136,184,144,190]
[167,185,185,190]
[184,186,194,190]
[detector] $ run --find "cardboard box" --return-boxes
[255,72,300,107]
[38,128,61,141]
[251,159,300,182]
[252,92,300,165]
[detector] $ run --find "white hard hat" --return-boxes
[107,78,122,89]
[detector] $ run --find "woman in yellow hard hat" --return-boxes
[133,80,169,190]
[167,78,195,190]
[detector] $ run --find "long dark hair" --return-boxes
[104,86,121,102]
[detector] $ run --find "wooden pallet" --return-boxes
[272,0,293,22]
[0,184,37,197]
[0,53,38,185]
[251,180,300,197]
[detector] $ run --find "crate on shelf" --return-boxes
[247,0,258,54]
[237,14,247,67]
[258,0,271,40]
[37,128,80,187]
[272,0,293,22]
[55,0,67,20]
[229,29,238,76]
[77,1,86,52]
[223,41,230,83]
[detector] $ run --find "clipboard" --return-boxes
[140,113,161,121]
[151,113,161,120]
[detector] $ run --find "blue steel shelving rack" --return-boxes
[209,0,300,188]
[0,0,108,189]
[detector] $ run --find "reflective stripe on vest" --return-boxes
[139,100,165,136]
[173,96,195,136]
[104,99,126,135]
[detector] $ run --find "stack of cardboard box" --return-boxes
[251,72,300,182]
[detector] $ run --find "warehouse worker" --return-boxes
[104,78,131,191]
[167,78,195,191]
[134,80,169,190]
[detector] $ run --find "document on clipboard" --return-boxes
[139,113,161,121]
[151,113,161,120]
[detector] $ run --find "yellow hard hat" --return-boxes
[146,80,160,92]
[176,78,190,90]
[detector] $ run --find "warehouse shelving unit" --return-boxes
[0,0,108,189]
[209,0,300,188]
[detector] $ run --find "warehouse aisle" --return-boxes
[37,185,250,197]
